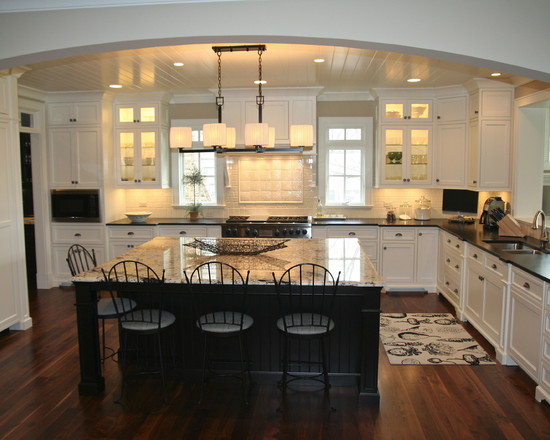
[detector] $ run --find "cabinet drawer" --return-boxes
[442,233,463,253]
[381,228,415,241]
[467,246,484,267]
[108,226,155,240]
[511,268,544,302]
[326,226,378,240]
[158,226,208,237]
[52,224,105,243]
[443,249,462,275]
[485,253,507,278]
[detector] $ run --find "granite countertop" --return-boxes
[74,236,384,288]
[105,216,550,282]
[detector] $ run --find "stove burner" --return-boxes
[226,216,250,223]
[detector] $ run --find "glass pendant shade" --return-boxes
[244,123,269,147]
[225,127,236,149]
[203,123,227,147]
[169,126,193,149]
[290,125,314,147]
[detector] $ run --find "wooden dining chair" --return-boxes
[185,261,253,405]
[103,260,175,404]
[272,263,340,410]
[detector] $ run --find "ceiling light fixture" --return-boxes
[491,72,502,77]
[171,44,313,154]
[407,78,421,83]
[173,62,184,67]
[109,84,122,88]
[313,58,325,63]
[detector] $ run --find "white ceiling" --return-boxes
[17,42,538,97]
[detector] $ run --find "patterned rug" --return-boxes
[380,313,495,365]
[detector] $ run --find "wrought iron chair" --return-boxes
[102,260,175,404]
[185,261,253,405]
[66,244,135,363]
[272,263,340,410]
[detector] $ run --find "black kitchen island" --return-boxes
[72,237,384,406]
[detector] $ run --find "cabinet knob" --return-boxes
[453,289,459,294]
[418,232,423,236]
[446,258,450,263]
[437,116,441,119]
[455,264,460,269]
[491,264,497,270]
[473,254,478,259]
[180,231,187,235]
[383,246,387,250]
[348,232,356,236]
[523,282,530,289]
[479,275,485,281]
[456,244,460,249]
[436,178,440,182]
[447,239,451,244]
[127,231,134,236]
[74,233,81,237]
[473,180,477,184]
[445,281,450,286]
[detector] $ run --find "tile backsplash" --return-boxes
[123,156,510,220]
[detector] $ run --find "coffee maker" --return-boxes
[479,197,506,229]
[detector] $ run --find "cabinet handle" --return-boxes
[473,180,477,184]
[456,244,460,249]
[491,264,497,270]
[180,231,187,235]
[418,232,423,236]
[383,246,387,250]
[523,282,530,289]
[446,258,450,263]
[395,233,403,237]
[479,275,485,281]
[455,264,460,269]
[437,116,441,119]
[445,281,450,286]
[473,253,478,259]
[348,232,356,236]
[453,289,459,294]
[447,239,451,244]
[74,233,81,237]
[127,231,135,236]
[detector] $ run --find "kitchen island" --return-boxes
[72,237,384,406]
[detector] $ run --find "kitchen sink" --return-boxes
[482,239,550,255]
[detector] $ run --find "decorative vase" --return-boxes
[189,211,200,221]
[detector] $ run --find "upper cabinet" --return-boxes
[113,95,169,188]
[379,99,433,123]
[47,101,101,126]
[465,80,513,190]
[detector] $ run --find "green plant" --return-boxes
[182,166,205,213]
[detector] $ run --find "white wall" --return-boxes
[0,0,549,81]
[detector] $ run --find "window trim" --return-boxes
[170,118,225,207]
[318,117,373,207]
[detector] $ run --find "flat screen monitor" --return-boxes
[442,189,479,215]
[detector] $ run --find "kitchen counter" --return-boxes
[106,217,550,282]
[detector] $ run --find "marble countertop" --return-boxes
[74,236,384,287]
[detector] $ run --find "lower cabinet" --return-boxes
[463,244,509,361]
[537,284,550,402]
[107,225,155,259]
[157,225,221,238]
[508,267,544,382]
[438,230,464,315]
[51,223,106,285]
[380,227,438,291]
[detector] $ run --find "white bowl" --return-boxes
[125,212,152,223]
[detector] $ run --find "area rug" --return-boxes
[380,313,495,365]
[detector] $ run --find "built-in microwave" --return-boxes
[51,189,101,223]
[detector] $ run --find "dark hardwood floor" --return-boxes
[1,287,550,439]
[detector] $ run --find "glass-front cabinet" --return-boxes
[116,129,160,186]
[380,126,431,186]
[380,99,432,123]
[115,103,159,126]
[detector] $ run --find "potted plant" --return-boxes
[182,166,204,220]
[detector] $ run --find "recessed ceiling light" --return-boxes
[254,80,267,85]
[407,78,421,83]
[173,62,184,67]
[491,72,502,77]
[313,58,325,63]
[109,84,122,88]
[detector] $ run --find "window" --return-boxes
[171,119,224,206]
[318,117,373,207]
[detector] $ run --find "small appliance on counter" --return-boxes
[414,196,431,220]
[479,197,506,230]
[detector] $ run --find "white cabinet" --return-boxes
[380,227,438,290]
[379,99,433,123]
[508,267,544,382]
[47,101,101,126]
[436,95,467,123]
[51,224,106,285]
[313,225,379,269]
[438,230,465,315]
[114,98,169,188]
[107,225,156,258]
[537,284,550,403]
[463,244,509,361]
[157,225,221,238]
[379,125,432,186]
[48,127,102,188]
[466,83,513,190]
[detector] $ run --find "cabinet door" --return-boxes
[116,129,160,187]
[381,99,432,122]
[416,228,438,287]
[482,274,506,347]
[478,120,511,189]
[436,96,467,123]
[434,123,467,187]
[48,102,101,125]
[74,129,101,187]
[53,244,106,281]
[380,242,416,285]
[49,128,75,187]
[115,104,158,126]
[464,261,484,324]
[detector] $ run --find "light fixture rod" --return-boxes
[212,45,267,53]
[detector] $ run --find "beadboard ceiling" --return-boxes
[17,42,534,97]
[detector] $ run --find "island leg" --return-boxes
[74,282,105,395]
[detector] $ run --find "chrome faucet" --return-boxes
[532,210,549,243]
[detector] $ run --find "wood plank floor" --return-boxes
[1,287,550,439]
